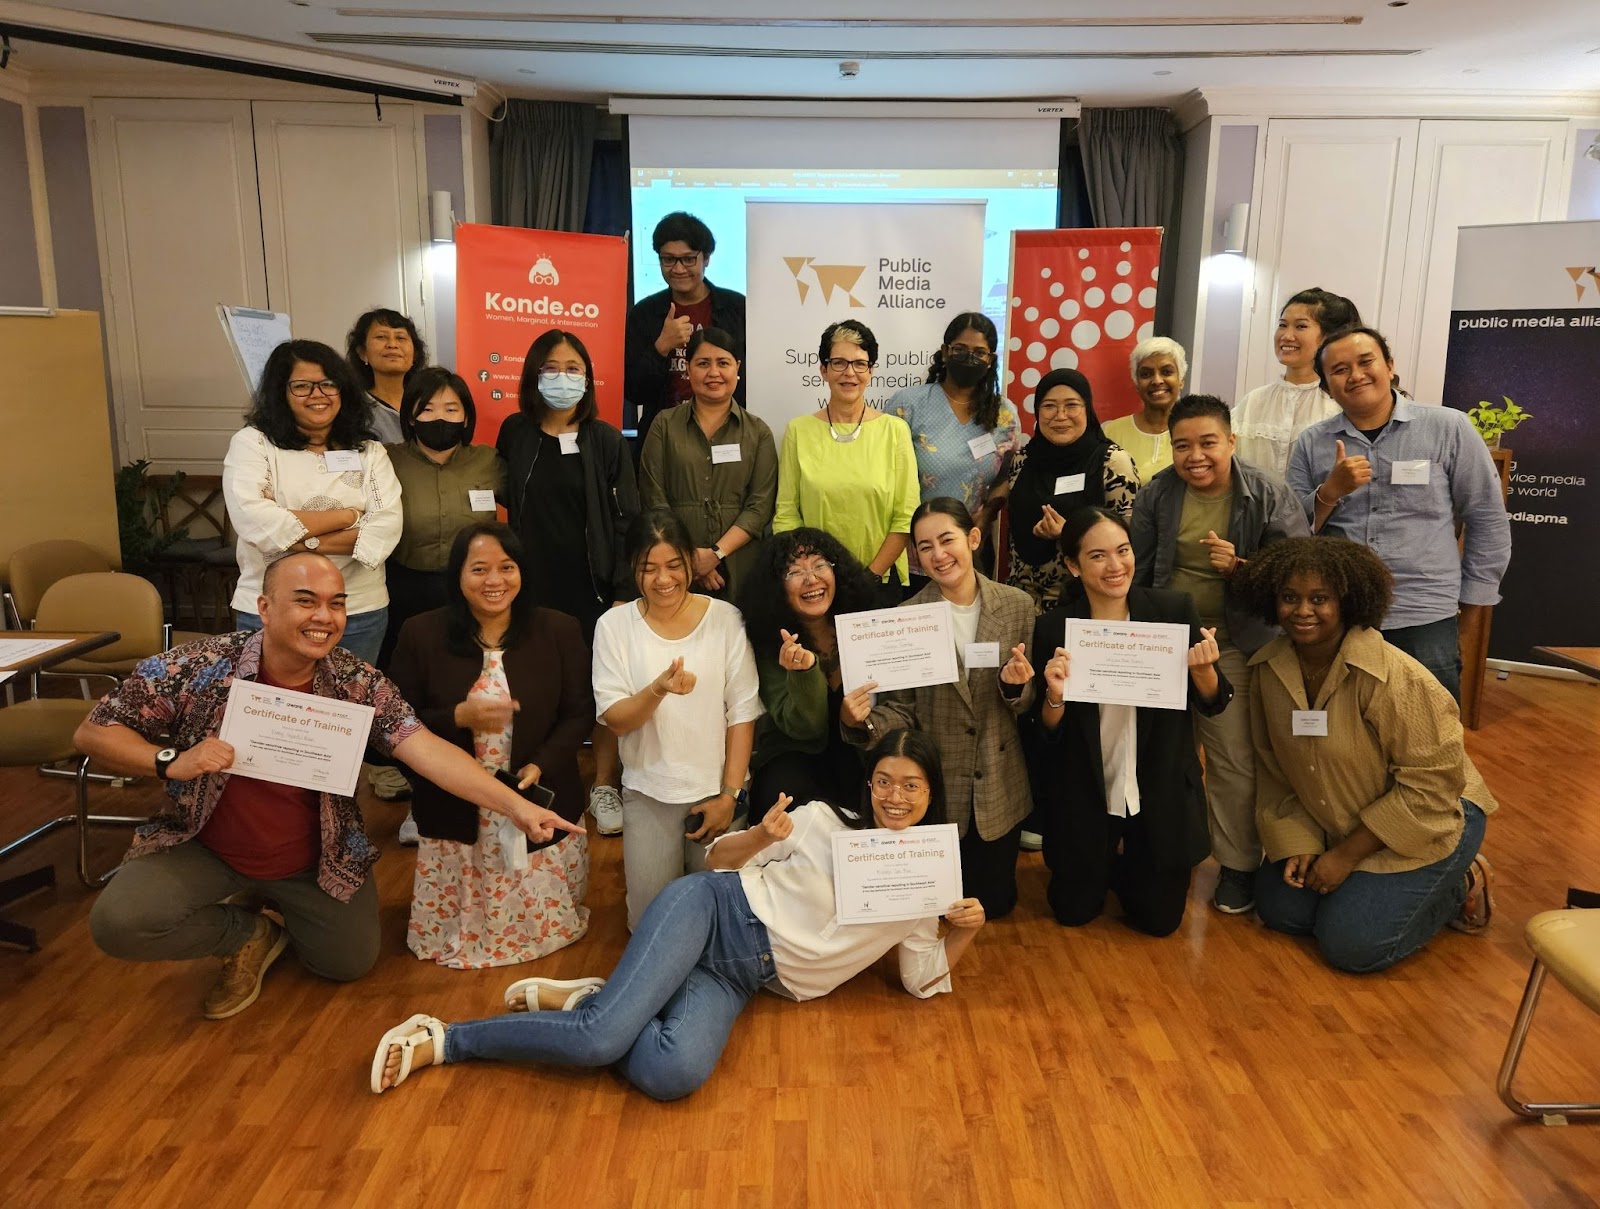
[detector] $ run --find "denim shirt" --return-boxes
[1287,396,1511,630]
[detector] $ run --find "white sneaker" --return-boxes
[397,813,420,846]
[590,785,623,835]
[369,765,412,801]
[1019,830,1043,852]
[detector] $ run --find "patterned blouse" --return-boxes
[85,630,422,901]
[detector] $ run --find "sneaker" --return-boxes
[397,813,420,846]
[1449,854,1495,933]
[1212,866,1256,915]
[203,915,288,1020]
[369,765,412,802]
[1019,830,1043,852]
[590,785,624,836]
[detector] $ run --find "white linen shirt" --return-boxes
[1230,378,1340,485]
[221,426,403,615]
[591,596,764,803]
[711,800,952,1001]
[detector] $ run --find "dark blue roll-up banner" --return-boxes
[1442,220,1600,664]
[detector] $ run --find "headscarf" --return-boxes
[1010,368,1113,566]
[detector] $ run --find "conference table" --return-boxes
[1532,646,1600,682]
[0,629,120,951]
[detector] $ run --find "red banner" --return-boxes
[1004,227,1163,433]
[455,223,629,444]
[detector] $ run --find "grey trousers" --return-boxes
[89,840,380,982]
[620,788,719,932]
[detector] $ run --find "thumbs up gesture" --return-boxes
[1323,438,1373,502]
[656,302,696,356]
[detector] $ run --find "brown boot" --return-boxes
[203,915,288,1020]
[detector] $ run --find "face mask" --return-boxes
[944,357,990,390]
[412,418,466,451]
[538,371,587,410]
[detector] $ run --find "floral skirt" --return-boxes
[408,808,590,969]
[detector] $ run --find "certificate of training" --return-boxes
[217,680,376,796]
[834,600,959,694]
[1061,619,1190,711]
[833,824,963,925]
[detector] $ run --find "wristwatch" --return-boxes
[154,747,181,780]
[711,543,725,562]
[303,535,321,551]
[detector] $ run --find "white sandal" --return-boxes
[370,1013,446,1094]
[502,976,605,1013]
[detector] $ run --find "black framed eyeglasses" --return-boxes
[288,379,339,399]
[658,253,702,269]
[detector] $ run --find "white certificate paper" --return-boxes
[835,601,959,694]
[1061,619,1190,711]
[833,824,963,925]
[217,679,376,796]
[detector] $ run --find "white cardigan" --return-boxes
[221,426,404,614]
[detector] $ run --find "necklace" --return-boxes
[826,401,864,443]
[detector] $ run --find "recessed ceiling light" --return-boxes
[1387,2,1408,7]
[1463,67,1480,74]
[1153,70,1172,76]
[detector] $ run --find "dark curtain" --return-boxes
[1078,107,1185,336]
[1056,120,1094,230]
[583,139,630,239]
[489,99,598,231]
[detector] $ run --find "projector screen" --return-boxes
[628,116,1060,340]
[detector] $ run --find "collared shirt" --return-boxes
[384,441,507,572]
[638,400,778,604]
[1249,626,1497,875]
[1231,378,1341,485]
[86,631,423,901]
[1287,395,1511,629]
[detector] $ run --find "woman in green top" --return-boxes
[639,328,778,605]
[772,320,920,590]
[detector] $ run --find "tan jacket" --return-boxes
[844,575,1036,840]
[1249,626,1497,874]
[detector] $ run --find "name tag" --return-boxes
[322,449,362,473]
[1291,710,1329,737]
[1390,459,1430,485]
[964,642,1001,668]
[968,433,998,461]
[558,431,580,455]
[1054,473,1087,495]
[468,489,496,512]
[710,442,742,465]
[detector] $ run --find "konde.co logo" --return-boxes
[529,256,559,285]
[783,256,865,308]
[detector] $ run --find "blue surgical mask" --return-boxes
[538,371,587,410]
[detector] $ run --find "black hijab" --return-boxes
[1011,368,1113,566]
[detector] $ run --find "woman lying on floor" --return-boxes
[371,728,985,1101]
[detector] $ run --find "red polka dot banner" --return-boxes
[1003,227,1163,434]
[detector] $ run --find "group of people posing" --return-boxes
[74,211,1510,1104]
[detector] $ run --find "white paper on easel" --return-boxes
[217,305,292,393]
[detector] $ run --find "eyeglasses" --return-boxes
[870,774,929,800]
[658,253,702,269]
[1038,400,1086,416]
[288,379,340,399]
[945,346,993,364]
[825,358,873,375]
[783,560,835,583]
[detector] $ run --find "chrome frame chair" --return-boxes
[1496,909,1600,1124]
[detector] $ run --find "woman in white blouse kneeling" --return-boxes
[371,729,985,1101]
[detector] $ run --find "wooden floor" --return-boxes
[3,673,1599,1209]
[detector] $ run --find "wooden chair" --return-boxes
[5,539,112,629]
[145,473,238,634]
[1496,908,1600,1124]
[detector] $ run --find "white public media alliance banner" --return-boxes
[745,200,987,442]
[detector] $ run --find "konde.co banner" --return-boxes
[455,223,629,444]
[1442,219,1600,663]
[745,200,986,443]
[1005,227,1162,433]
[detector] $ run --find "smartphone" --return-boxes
[493,768,556,811]
[684,810,704,835]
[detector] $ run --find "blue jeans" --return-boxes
[1256,801,1486,973]
[1382,615,1461,703]
[234,607,388,666]
[443,872,775,1101]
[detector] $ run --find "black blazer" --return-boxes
[387,607,594,844]
[1024,586,1232,873]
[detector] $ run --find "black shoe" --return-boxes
[1212,866,1256,915]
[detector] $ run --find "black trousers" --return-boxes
[377,561,448,671]
[750,746,864,821]
[1046,814,1191,937]
[961,820,1023,920]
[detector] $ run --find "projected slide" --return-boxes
[631,167,1058,339]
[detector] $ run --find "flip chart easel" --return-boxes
[217,305,292,392]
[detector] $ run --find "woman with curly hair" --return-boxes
[1234,537,1496,972]
[738,527,884,814]
[222,339,402,662]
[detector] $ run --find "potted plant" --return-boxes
[115,459,188,571]
[1465,396,1531,450]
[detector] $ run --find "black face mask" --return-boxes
[413,419,466,451]
[944,357,990,390]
